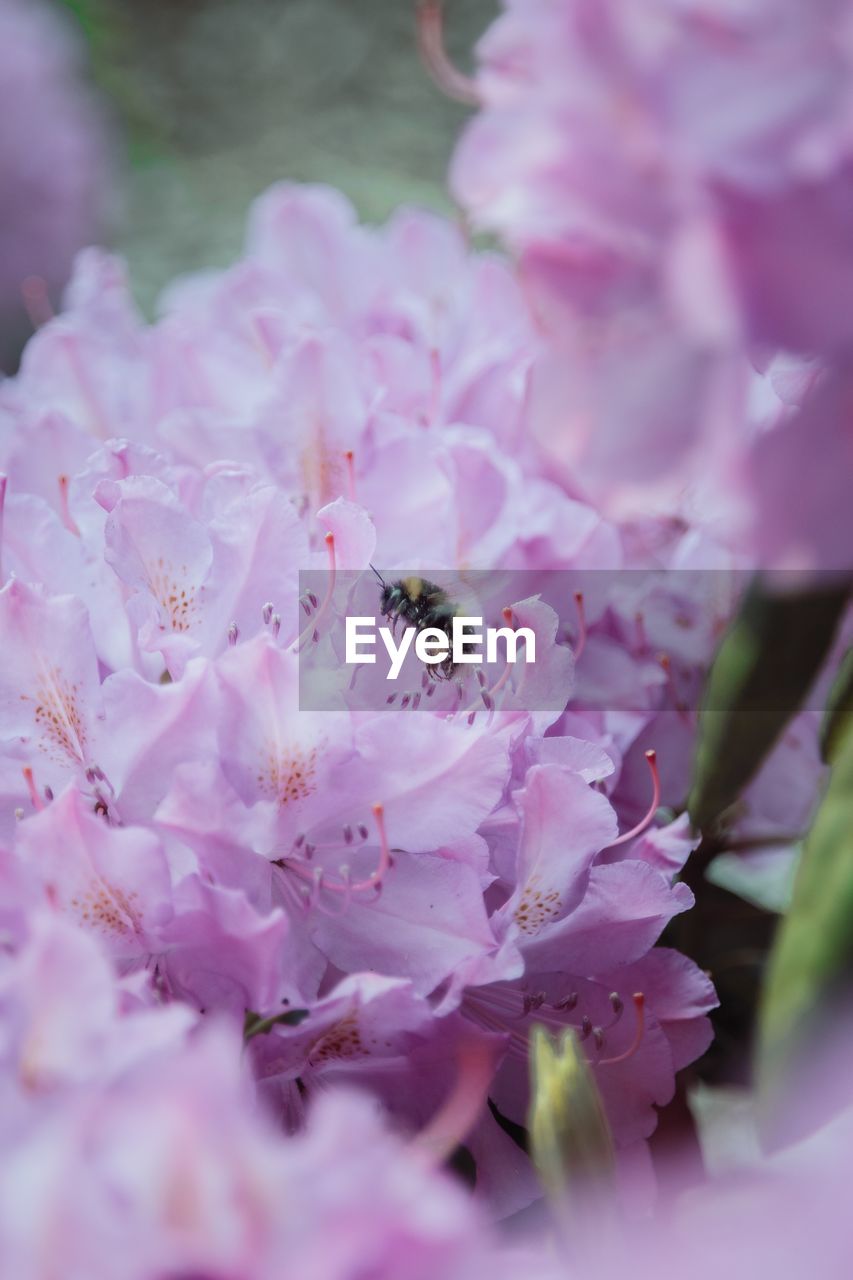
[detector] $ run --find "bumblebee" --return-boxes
[372,569,459,679]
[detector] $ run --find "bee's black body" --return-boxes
[378,575,458,679]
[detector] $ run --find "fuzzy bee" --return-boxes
[372,569,460,680]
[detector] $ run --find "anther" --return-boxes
[227,622,239,647]
[343,824,353,845]
[553,991,578,1012]
[411,692,422,710]
[599,994,646,1066]
[294,534,336,650]
[572,591,587,662]
[271,613,281,639]
[416,0,481,105]
[593,1027,605,1051]
[580,1016,592,1040]
[357,824,369,841]
[262,602,274,625]
[386,693,397,705]
[344,449,357,502]
[607,750,660,848]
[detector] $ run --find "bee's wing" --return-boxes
[415,569,517,621]
[450,569,519,619]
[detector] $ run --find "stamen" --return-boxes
[21,276,54,329]
[57,475,81,537]
[22,767,44,812]
[262,602,274,626]
[598,994,645,1066]
[416,0,481,106]
[271,613,281,640]
[455,605,519,721]
[659,652,692,724]
[410,1036,495,1166]
[281,803,393,906]
[572,591,587,662]
[227,621,239,647]
[606,750,660,848]
[553,991,578,1012]
[344,450,357,502]
[291,532,336,652]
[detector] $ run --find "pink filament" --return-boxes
[22,767,44,812]
[57,475,81,537]
[607,750,660,848]
[344,450,357,502]
[416,1,481,106]
[411,1037,495,1165]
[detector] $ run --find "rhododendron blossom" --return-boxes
[1,0,850,1269]
[0,186,721,1215]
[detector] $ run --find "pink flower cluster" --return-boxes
[0,189,721,1238]
[451,0,853,564]
[0,0,849,1268]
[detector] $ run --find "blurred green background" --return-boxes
[61,0,497,311]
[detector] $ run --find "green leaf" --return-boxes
[528,1025,614,1205]
[689,578,849,832]
[757,715,853,1112]
[243,1008,309,1041]
[820,645,853,763]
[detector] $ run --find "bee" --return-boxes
[371,568,460,679]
